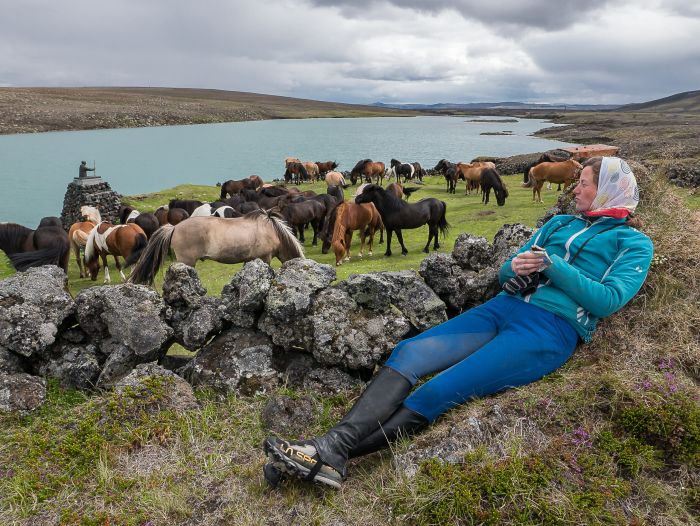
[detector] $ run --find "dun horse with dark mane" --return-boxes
[129,210,304,286]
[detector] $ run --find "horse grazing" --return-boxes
[0,219,70,273]
[285,162,310,185]
[316,161,338,174]
[350,159,385,185]
[528,159,582,203]
[84,222,148,283]
[325,171,347,187]
[389,159,415,183]
[302,162,320,183]
[330,201,384,266]
[129,210,304,286]
[69,205,102,278]
[355,184,449,256]
[480,168,509,206]
[386,183,420,201]
[456,162,496,195]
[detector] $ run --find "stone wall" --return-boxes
[0,222,532,412]
[60,177,122,229]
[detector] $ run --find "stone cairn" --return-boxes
[60,175,121,230]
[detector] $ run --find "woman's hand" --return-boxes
[511,252,546,276]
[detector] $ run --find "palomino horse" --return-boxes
[350,159,385,185]
[330,201,384,266]
[325,171,347,187]
[456,161,497,195]
[528,159,583,203]
[355,185,448,256]
[84,222,148,283]
[302,162,320,183]
[129,210,304,286]
[68,205,102,278]
[0,219,70,273]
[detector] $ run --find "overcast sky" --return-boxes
[1,0,698,105]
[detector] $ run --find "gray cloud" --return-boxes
[0,0,697,105]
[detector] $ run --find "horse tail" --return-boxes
[128,224,175,285]
[523,164,533,187]
[83,223,100,264]
[331,203,347,248]
[299,163,309,182]
[124,232,148,267]
[8,245,63,271]
[402,187,420,200]
[0,223,32,255]
[438,201,450,239]
[263,209,304,262]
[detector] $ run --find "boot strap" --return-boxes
[304,453,324,482]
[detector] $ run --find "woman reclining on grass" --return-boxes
[263,156,654,489]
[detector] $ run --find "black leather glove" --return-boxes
[502,272,542,296]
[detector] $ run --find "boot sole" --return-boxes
[263,438,342,489]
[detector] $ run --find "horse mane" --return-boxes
[351,158,371,174]
[331,202,348,248]
[253,209,305,261]
[82,206,102,224]
[0,223,33,254]
[367,184,402,212]
[83,223,101,263]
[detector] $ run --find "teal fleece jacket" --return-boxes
[498,215,654,342]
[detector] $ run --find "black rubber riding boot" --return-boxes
[348,405,428,459]
[310,367,412,475]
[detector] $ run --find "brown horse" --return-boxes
[350,159,386,185]
[129,210,304,286]
[455,162,496,195]
[330,201,384,266]
[386,183,420,201]
[285,162,310,185]
[155,206,190,226]
[68,205,101,278]
[248,175,264,189]
[0,220,70,273]
[528,159,583,203]
[84,223,148,283]
[316,160,338,174]
[220,178,256,198]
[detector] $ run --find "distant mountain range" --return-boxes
[618,90,700,112]
[371,101,621,111]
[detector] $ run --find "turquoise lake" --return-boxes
[0,116,576,226]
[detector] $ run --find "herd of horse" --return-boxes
[0,154,582,284]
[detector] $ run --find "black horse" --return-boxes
[389,158,416,183]
[411,162,426,181]
[168,199,204,216]
[433,159,458,193]
[0,219,70,273]
[480,168,509,206]
[284,162,309,185]
[276,199,325,245]
[326,184,345,205]
[355,185,449,256]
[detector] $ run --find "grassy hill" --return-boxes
[620,90,700,113]
[0,87,416,135]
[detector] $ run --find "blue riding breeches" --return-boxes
[384,294,578,423]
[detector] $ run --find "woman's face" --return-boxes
[573,166,598,212]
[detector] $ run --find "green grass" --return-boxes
[0,174,560,298]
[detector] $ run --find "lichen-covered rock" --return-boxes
[343,273,393,310]
[35,335,100,391]
[302,367,364,396]
[452,233,492,271]
[261,395,319,437]
[490,223,536,267]
[180,328,280,396]
[0,346,27,375]
[75,284,173,357]
[379,271,447,332]
[0,266,75,358]
[162,263,224,351]
[258,258,336,348]
[220,259,276,328]
[95,339,138,389]
[113,362,199,413]
[0,373,46,413]
[419,253,469,311]
[308,287,410,370]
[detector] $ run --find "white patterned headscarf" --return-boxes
[589,157,639,213]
